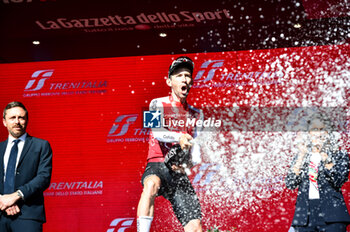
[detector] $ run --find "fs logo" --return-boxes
[108,114,138,137]
[24,69,54,91]
[194,60,224,82]
[107,218,134,232]
[143,110,161,128]
[193,163,220,186]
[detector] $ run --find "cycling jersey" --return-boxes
[147,95,202,163]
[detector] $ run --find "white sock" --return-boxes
[137,216,153,232]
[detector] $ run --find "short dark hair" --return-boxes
[3,101,28,119]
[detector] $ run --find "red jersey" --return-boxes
[147,95,203,163]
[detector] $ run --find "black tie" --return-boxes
[4,140,20,194]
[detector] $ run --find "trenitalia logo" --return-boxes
[107,218,134,232]
[192,163,220,188]
[44,180,103,197]
[24,69,54,91]
[191,163,285,193]
[108,114,138,137]
[194,60,224,82]
[106,114,150,143]
[23,69,108,97]
[193,59,285,87]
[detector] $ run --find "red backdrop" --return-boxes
[0,44,349,232]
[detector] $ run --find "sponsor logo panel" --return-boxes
[25,69,54,91]
[23,69,108,97]
[107,114,150,143]
[108,114,138,136]
[193,59,285,88]
[107,218,134,232]
[44,180,103,197]
[35,9,232,32]
[192,163,284,193]
[194,60,225,82]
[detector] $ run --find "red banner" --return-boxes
[0,44,349,231]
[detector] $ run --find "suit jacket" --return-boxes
[285,150,350,226]
[0,134,52,222]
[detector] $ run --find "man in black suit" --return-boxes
[0,101,52,232]
[285,114,350,232]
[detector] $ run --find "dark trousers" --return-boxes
[294,199,348,232]
[0,215,43,232]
